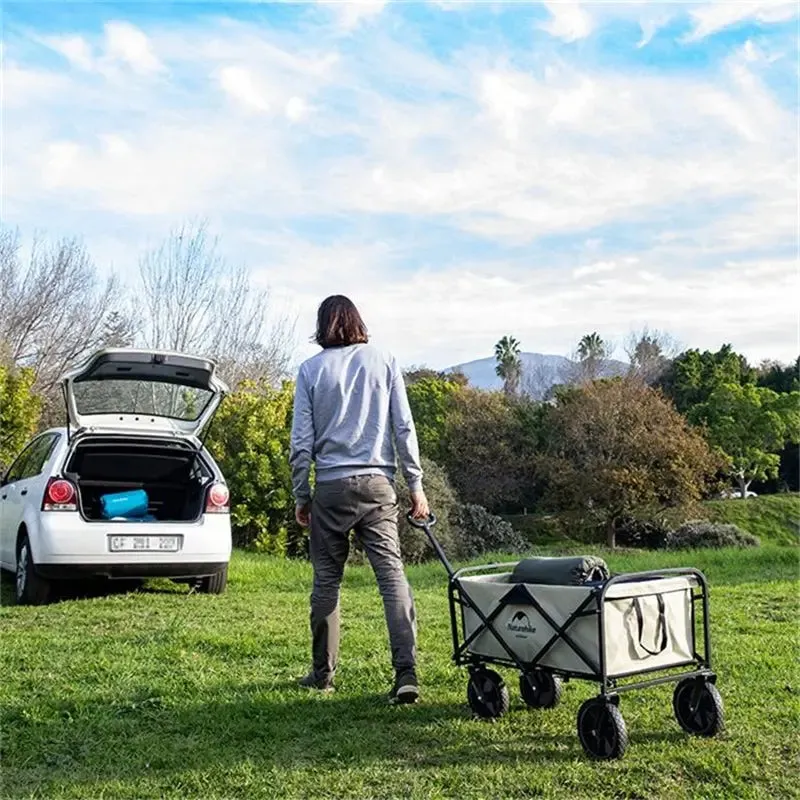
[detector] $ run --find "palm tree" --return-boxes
[575,332,609,383]
[577,332,607,362]
[494,335,522,396]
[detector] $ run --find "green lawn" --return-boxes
[705,494,800,547]
[506,493,800,548]
[1,546,798,799]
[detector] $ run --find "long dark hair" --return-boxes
[314,295,369,349]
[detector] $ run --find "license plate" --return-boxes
[109,535,180,553]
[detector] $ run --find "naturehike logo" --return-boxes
[507,611,536,635]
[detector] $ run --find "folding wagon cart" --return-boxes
[407,514,725,760]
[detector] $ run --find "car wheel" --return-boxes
[16,534,53,606]
[195,565,228,595]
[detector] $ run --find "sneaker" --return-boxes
[298,672,335,692]
[389,669,419,705]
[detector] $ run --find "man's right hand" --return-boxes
[409,490,430,520]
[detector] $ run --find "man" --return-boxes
[289,295,430,704]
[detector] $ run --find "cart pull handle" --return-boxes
[405,512,455,579]
[633,594,668,656]
[406,512,437,529]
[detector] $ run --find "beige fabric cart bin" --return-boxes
[460,573,697,678]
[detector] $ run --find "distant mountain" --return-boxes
[447,352,628,398]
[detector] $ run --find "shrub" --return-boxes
[0,366,41,473]
[394,457,461,564]
[452,504,528,558]
[614,516,671,550]
[206,381,303,555]
[666,520,760,550]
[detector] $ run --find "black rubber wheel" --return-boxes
[467,668,510,719]
[195,565,228,595]
[520,670,562,709]
[577,699,628,760]
[15,534,52,606]
[673,678,725,737]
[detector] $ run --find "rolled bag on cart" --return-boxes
[460,563,698,678]
[511,555,610,586]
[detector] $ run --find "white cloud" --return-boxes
[285,96,309,122]
[260,245,798,368]
[43,22,163,76]
[686,1,799,41]
[573,261,618,280]
[218,66,271,111]
[6,11,799,367]
[539,2,594,42]
[44,34,94,70]
[324,0,387,31]
[103,21,164,74]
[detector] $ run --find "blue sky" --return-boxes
[3,1,798,369]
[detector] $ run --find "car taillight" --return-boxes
[205,483,230,514]
[43,478,78,512]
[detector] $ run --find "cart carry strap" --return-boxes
[632,594,668,656]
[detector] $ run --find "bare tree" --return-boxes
[625,327,680,385]
[0,227,118,399]
[101,310,138,348]
[520,360,555,400]
[138,220,295,387]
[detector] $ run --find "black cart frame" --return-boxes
[408,513,724,759]
[445,560,714,697]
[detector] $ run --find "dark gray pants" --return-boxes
[309,475,417,681]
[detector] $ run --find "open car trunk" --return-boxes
[60,348,228,440]
[65,436,213,522]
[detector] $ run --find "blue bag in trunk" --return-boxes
[101,489,149,520]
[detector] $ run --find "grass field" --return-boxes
[1,545,798,799]
[705,494,800,547]
[506,493,800,548]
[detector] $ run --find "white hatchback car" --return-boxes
[0,349,233,605]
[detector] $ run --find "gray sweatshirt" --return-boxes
[289,343,424,504]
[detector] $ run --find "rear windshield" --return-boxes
[72,379,213,421]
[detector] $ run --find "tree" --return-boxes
[0,228,119,401]
[138,219,295,388]
[568,332,613,384]
[403,366,469,386]
[520,359,558,401]
[494,335,522,396]
[659,344,756,414]
[577,332,607,362]
[757,357,800,394]
[0,366,41,473]
[625,327,679,385]
[754,358,800,492]
[440,387,534,511]
[538,379,722,548]
[688,383,800,497]
[205,381,301,554]
[405,375,462,463]
[101,310,137,348]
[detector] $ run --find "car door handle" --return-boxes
[20,489,28,496]
[1,494,6,500]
